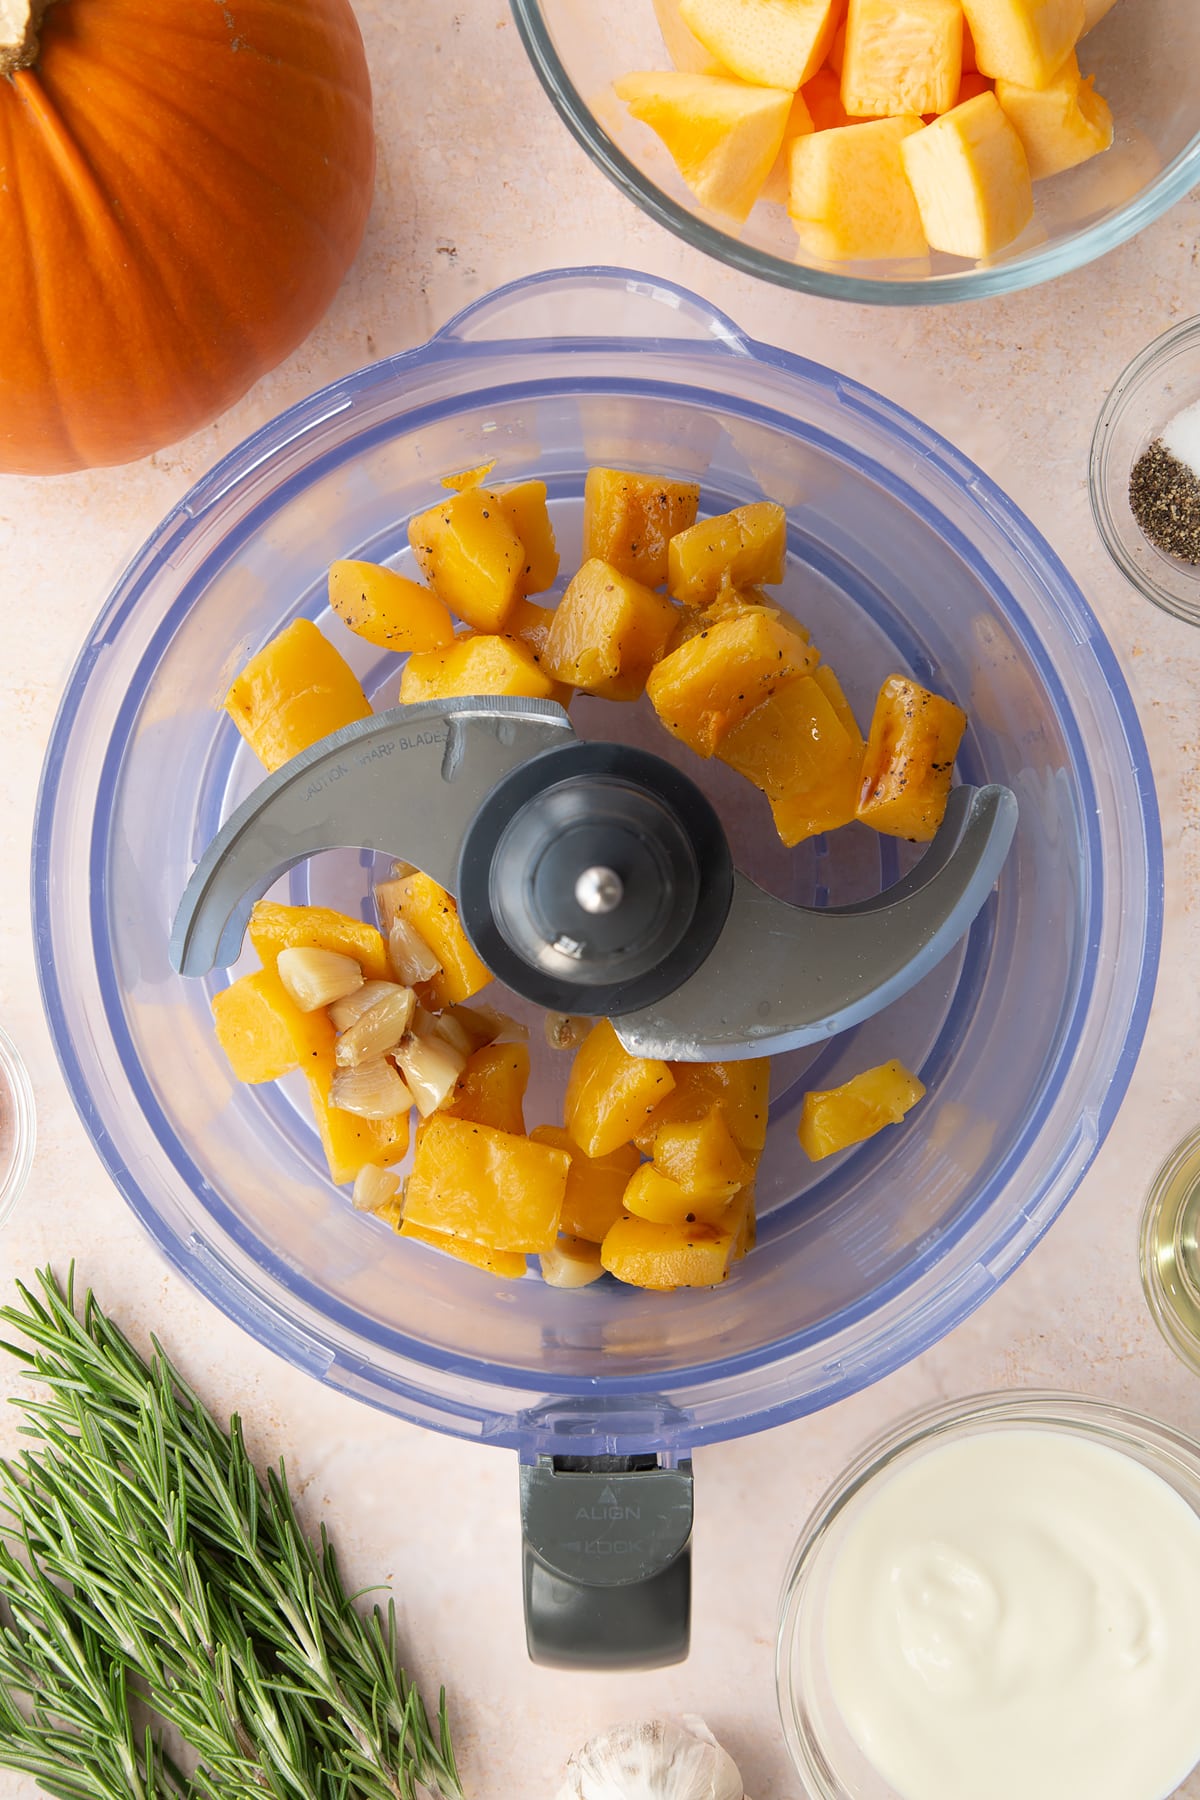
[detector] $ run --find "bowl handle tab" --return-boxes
[433,264,750,355]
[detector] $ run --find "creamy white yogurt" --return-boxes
[824,1428,1200,1800]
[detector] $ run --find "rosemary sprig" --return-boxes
[0,1268,465,1800]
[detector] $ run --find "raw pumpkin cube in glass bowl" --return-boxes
[511,0,1200,301]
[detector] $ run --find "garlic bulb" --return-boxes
[558,1717,745,1800]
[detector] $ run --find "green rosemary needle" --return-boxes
[0,1268,465,1800]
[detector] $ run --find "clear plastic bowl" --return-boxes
[0,1024,35,1229]
[777,1392,1200,1798]
[32,268,1159,1458]
[511,0,1200,304]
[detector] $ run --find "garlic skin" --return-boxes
[558,1717,745,1800]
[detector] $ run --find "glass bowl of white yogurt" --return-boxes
[778,1391,1200,1800]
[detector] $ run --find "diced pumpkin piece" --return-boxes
[959,0,1084,88]
[601,1212,736,1290]
[956,68,994,103]
[327,561,455,655]
[718,672,861,800]
[1081,0,1116,28]
[900,93,1032,258]
[407,488,525,632]
[798,1057,926,1159]
[789,115,928,261]
[212,967,328,1085]
[963,16,978,65]
[223,619,372,775]
[828,15,847,69]
[802,67,859,130]
[441,462,496,492]
[635,1059,770,1154]
[442,1044,530,1135]
[668,501,787,605]
[812,663,865,749]
[499,601,574,708]
[487,480,560,595]
[399,1219,527,1280]
[531,1126,643,1244]
[564,1020,676,1159]
[654,0,730,70]
[994,53,1112,180]
[841,0,963,117]
[761,88,815,203]
[582,467,702,588]
[248,902,390,983]
[857,672,967,839]
[541,559,678,700]
[623,1163,733,1227]
[540,1235,606,1288]
[722,1182,757,1260]
[647,606,815,757]
[651,1107,751,1198]
[402,1114,568,1253]
[680,0,841,88]
[399,632,558,704]
[306,1045,410,1186]
[615,71,793,223]
[390,871,491,1008]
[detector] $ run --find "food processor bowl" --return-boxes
[511,0,1200,304]
[33,266,1157,1519]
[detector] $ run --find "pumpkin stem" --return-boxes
[0,0,53,77]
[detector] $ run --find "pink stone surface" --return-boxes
[2,4,1200,1795]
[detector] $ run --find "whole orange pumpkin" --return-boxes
[0,0,375,474]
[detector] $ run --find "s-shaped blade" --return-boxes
[170,699,576,977]
[612,783,1017,1061]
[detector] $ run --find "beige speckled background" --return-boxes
[3,4,1200,1796]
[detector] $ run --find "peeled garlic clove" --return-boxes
[388,916,443,985]
[334,986,416,1066]
[351,1164,402,1213]
[277,946,363,1012]
[329,978,407,1032]
[540,1236,604,1289]
[558,1718,744,1800]
[329,1058,412,1120]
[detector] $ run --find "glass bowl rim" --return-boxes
[0,1023,35,1231]
[509,0,1200,307]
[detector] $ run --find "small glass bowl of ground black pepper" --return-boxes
[1092,317,1200,628]
[0,1024,35,1229]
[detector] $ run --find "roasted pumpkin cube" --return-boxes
[408,489,525,632]
[798,1058,926,1159]
[651,1106,750,1198]
[812,662,865,749]
[582,468,701,587]
[531,1126,642,1244]
[398,1218,527,1280]
[647,606,816,756]
[622,1162,733,1227]
[502,600,575,708]
[668,501,788,605]
[960,0,1083,87]
[541,559,678,700]
[564,1020,676,1158]
[306,1046,411,1186]
[441,462,496,492]
[635,1058,770,1154]
[327,561,456,654]
[601,1212,736,1289]
[390,871,491,1008]
[212,967,330,1084]
[443,1044,530,1135]
[248,901,390,983]
[857,673,967,840]
[842,0,963,118]
[223,618,372,774]
[615,71,794,223]
[402,1114,568,1253]
[722,1183,756,1260]
[718,673,861,795]
[398,633,558,703]
[484,480,560,595]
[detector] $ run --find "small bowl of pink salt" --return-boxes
[1092,316,1200,628]
[0,1024,35,1228]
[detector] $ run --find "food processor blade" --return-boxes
[170,698,1017,1059]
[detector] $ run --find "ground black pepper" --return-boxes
[1129,440,1200,564]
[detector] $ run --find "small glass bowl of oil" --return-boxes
[1141,1128,1200,1374]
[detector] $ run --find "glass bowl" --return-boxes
[0,1024,35,1229]
[511,0,1200,304]
[1141,1126,1200,1376]
[778,1390,1200,1798]
[1091,316,1200,626]
[32,268,1159,1458]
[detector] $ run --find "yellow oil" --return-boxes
[1141,1130,1200,1374]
